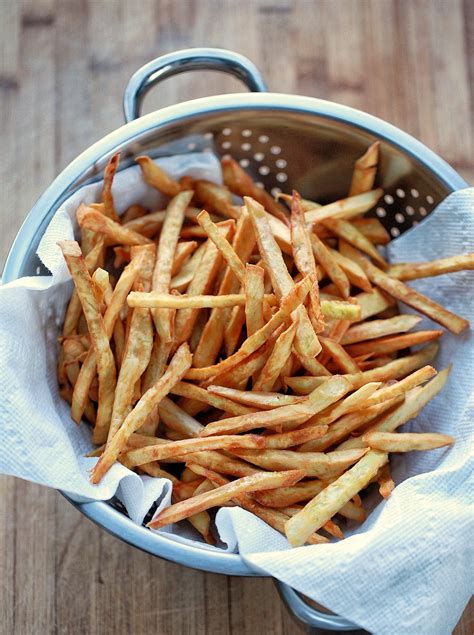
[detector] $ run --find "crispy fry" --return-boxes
[387,253,474,281]
[171,241,199,276]
[319,337,360,374]
[91,343,192,483]
[102,153,120,221]
[148,469,305,529]
[345,330,443,357]
[322,218,387,268]
[349,142,380,196]
[244,264,265,336]
[377,463,395,499]
[246,197,321,356]
[207,385,305,409]
[263,425,329,449]
[170,382,254,416]
[152,190,194,343]
[197,211,245,281]
[121,204,148,224]
[171,242,207,291]
[341,314,422,345]
[363,431,454,452]
[285,450,387,546]
[222,157,289,224]
[224,305,246,356]
[305,189,383,224]
[136,155,181,197]
[194,180,239,219]
[320,300,361,321]
[123,210,166,238]
[233,448,368,478]
[328,248,372,292]
[76,204,152,246]
[127,292,277,310]
[353,288,396,321]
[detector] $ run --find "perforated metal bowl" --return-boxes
[3,49,468,633]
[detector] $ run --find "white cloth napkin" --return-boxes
[0,153,472,634]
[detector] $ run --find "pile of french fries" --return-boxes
[57,143,473,547]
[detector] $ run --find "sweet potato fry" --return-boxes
[136,155,181,197]
[349,142,380,196]
[363,431,454,452]
[387,253,474,281]
[76,204,152,246]
[91,343,192,483]
[285,449,387,546]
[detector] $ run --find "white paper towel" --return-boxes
[0,153,472,635]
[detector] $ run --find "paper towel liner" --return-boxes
[0,153,472,634]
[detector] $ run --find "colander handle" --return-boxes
[123,48,268,123]
[276,581,367,634]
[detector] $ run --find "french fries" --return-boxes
[57,147,470,547]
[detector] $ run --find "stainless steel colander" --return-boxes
[3,49,468,633]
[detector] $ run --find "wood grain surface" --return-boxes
[0,1,472,633]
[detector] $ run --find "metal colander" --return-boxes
[3,49,468,633]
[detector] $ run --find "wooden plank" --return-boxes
[0,1,472,633]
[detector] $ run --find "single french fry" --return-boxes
[345,330,443,357]
[70,250,145,429]
[349,142,380,196]
[152,190,194,343]
[201,375,351,436]
[246,197,321,357]
[341,314,422,345]
[310,233,350,298]
[76,204,152,246]
[387,254,474,281]
[352,217,390,245]
[194,211,256,367]
[233,448,368,479]
[184,277,311,381]
[58,241,117,444]
[224,305,246,356]
[336,366,450,450]
[108,245,156,441]
[91,343,192,483]
[222,157,289,224]
[319,337,360,374]
[363,431,454,452]
[123,210,166,238]
[102,153,120,221]
[263,425,329,449]
[376,464,395,499]
[186,450,259,478]
[62,238,105,336]
[299,398,402,452]
[253,322,297,391]
[194,180,239,219]
[136,155,181,197]
[283,375,329,394]
[148,469,305,529]
[344,246,470,333]
[322,218,387,268]
[290,191,324,330]
[206,385,305,409]
[158,397,203,438]
[285,450,387,546]
[171,479,213,544]
[127,292,277,310]
[305,189,383,224]
[123,434,266,467]
[170,382,254,416]
[243,264,265,336]
[173,221,234,350]
[171,242,207,291]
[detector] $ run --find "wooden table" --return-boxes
[1,1,472,633]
